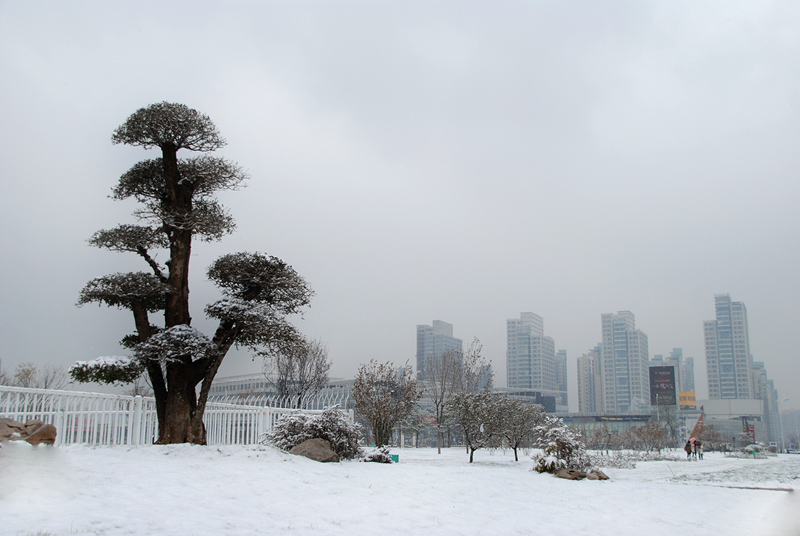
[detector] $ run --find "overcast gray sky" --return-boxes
[1,1,799,411]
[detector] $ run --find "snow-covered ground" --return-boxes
[1,442,798,536]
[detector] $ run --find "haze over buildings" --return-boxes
[0,2,799,412]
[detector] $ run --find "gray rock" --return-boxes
[289,438,340,463]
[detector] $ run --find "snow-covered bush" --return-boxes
[532,417,592,473]
[265,406,363,459]
[590,451,637,469]
[362,445,393,463]
[590,449,681,469]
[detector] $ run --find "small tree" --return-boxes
[262,337,331,408]
[447,391,502,463]
[694,423,724,451]
[632,420,669,453]
[70,102,313,444]
[497,397,546,461]
[421,348,462,453]
[352,360,420,447]
[458,338,493,393]
[8,363,69,390]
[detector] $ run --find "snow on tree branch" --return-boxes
[111,102,226,152]
[207,252,313,310]
[89,224,169,253]
[133,325,218,364]
[78,272,171,312]
[70,355,145,385]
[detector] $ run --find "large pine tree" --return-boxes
[71,102,313,444]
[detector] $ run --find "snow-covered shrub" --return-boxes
[532,417,592,473]
[266,412,314,451]
[362,445,393,463]
[589,450,637,469]
[305,406,363,459]
[265,406,363,459]
[590,449,681,469]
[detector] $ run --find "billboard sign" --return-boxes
[649,366,677,405]
[679,391,697,409]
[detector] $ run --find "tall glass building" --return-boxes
[601,311,649,414]
[506,312,557,392]
[704,294,754,399]
[416,320,462,381]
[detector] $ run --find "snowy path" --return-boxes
[1,443,798,536]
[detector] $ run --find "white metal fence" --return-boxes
[208,391,352,411]
[0,385,351,446]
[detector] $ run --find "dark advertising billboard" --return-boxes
[649,366,677,405]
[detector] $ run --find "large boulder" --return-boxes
[289,438,340,463]
[587,469,609,481]
[23,422,57,446]
[555,469,587,480]
[0,418,26,442]
[0,418,57,445]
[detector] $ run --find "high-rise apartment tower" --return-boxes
[507,312,557,391]
[704,294,754,399]
[577,344,603,414]
[416,320,463,381]
[601,311,650,414]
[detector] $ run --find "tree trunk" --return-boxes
[162,145,193,329]
[156,364,206,444]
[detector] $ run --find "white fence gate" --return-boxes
[0,386,350,446]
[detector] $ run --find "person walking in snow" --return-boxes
[690,437,697,460]
[685,440,693,460]
[697,440,703,460]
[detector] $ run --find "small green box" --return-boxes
[390,454,399,463]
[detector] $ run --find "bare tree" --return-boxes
[632,420,669,452]
[124,375,154,397]
[497,397,546,461]
[69,102,313,444]
[353,360,421,447]
[458,338,493,394]
[9,363,69,390]
[262,338,331,408]
[447,391,502,463]
[40,364,70,390]
[0,367,10,386]
[421,348,463,453]
[694,423,725,451]
[12,363,38,388]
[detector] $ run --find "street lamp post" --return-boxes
[779,397,789,453]
[655,393,660,422]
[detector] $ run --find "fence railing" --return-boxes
[208,391,353,411]
[0,386,351,447]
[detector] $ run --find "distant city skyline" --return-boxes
[2,2,799,412]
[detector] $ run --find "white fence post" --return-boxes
[132,395,143,446]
